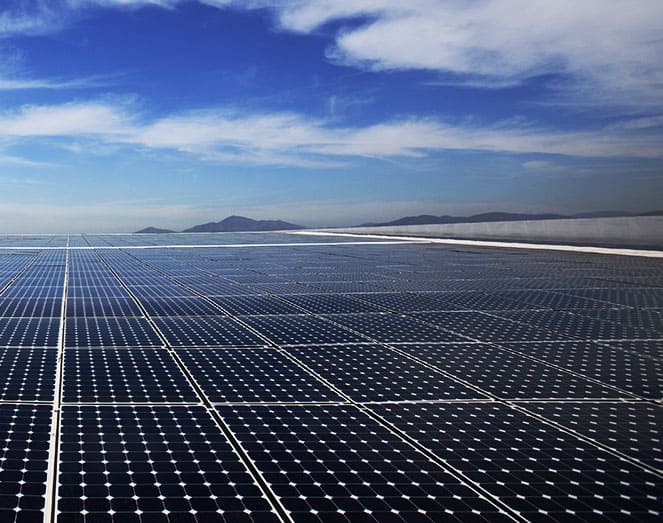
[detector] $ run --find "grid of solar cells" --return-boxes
[65,317,162,348]
[498,341,662,398]
[153,316,266,347]
[63,348,197,403]
[0,348,57,401]
[176,348,342,403]
[0,233,661,522]
[240,315,370,345]
[516,401,662,470]
[57,406,281,521]
[285,345,485,402]
[0,404,52,522]
[397,343,625,399]
[372,402,663,520]
[217,404,510,522]
[0,298,62,318]
[324,312,470,343]
[0,318,60,347]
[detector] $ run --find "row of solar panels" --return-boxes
[3,400,661,521]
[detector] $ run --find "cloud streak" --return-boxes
[0,101,661,167]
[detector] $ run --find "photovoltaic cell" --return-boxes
[598,339,663,360]
[411,311,570,342]
[280,294,385,314]
[572,308,663,333]
[210,295,302,316]
[136,297,221,317]
[494,309,651,340]
[67,285,131,299]
[2,286,62,299]
[66,297,142,318]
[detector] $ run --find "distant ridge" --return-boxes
[183,215,304,233]
[135,227,175,233]
[357,210,663,227]
[135,216,304,234]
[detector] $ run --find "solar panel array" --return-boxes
[0,232,661,522]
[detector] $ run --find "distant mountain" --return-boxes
[135,227,175,233]
[571,211,634,219]
[466,212,565,222]
[357,210,662,228]
[183,215,304,233]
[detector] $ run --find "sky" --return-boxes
[0,0,662,232]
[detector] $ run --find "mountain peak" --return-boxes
[135,226,175,233]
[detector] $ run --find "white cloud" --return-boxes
[227,0,663,108]
[0,102,131,136]
[0,101,661,166]
[2,1,660,106]
[0,155,55,168]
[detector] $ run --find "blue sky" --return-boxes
[0,0,662,232]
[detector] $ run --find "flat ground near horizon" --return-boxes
[0,232,661,522]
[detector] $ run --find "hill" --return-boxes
[135,227,175,233]
[182,215,304,233]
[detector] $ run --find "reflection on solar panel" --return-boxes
[0,232,660,522]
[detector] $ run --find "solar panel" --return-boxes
[0,232,661,522]
[176,348,342,403]
[0,348,57,401]
[285,345,485,402]
[65,317,163,348]
[397,343,624,399]
[516,401,662,469]
[153,316,266,347]
[375,402,663,519]
[0,318,60,347]
[0,404,51,521]
[240,315,369,346]
[0,297,62,318]
[57,406,281,521]
[498,341,662,398]
[63,348,198,403]
[216,404,511,521]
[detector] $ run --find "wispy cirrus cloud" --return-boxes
[0,101,661,168]
[0,154,56,168]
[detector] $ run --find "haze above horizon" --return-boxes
[1,0,662,233]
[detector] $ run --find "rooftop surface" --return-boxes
[0,232,661,522]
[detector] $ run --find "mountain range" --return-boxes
[357,210,663,227]
[136,210,663,233]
